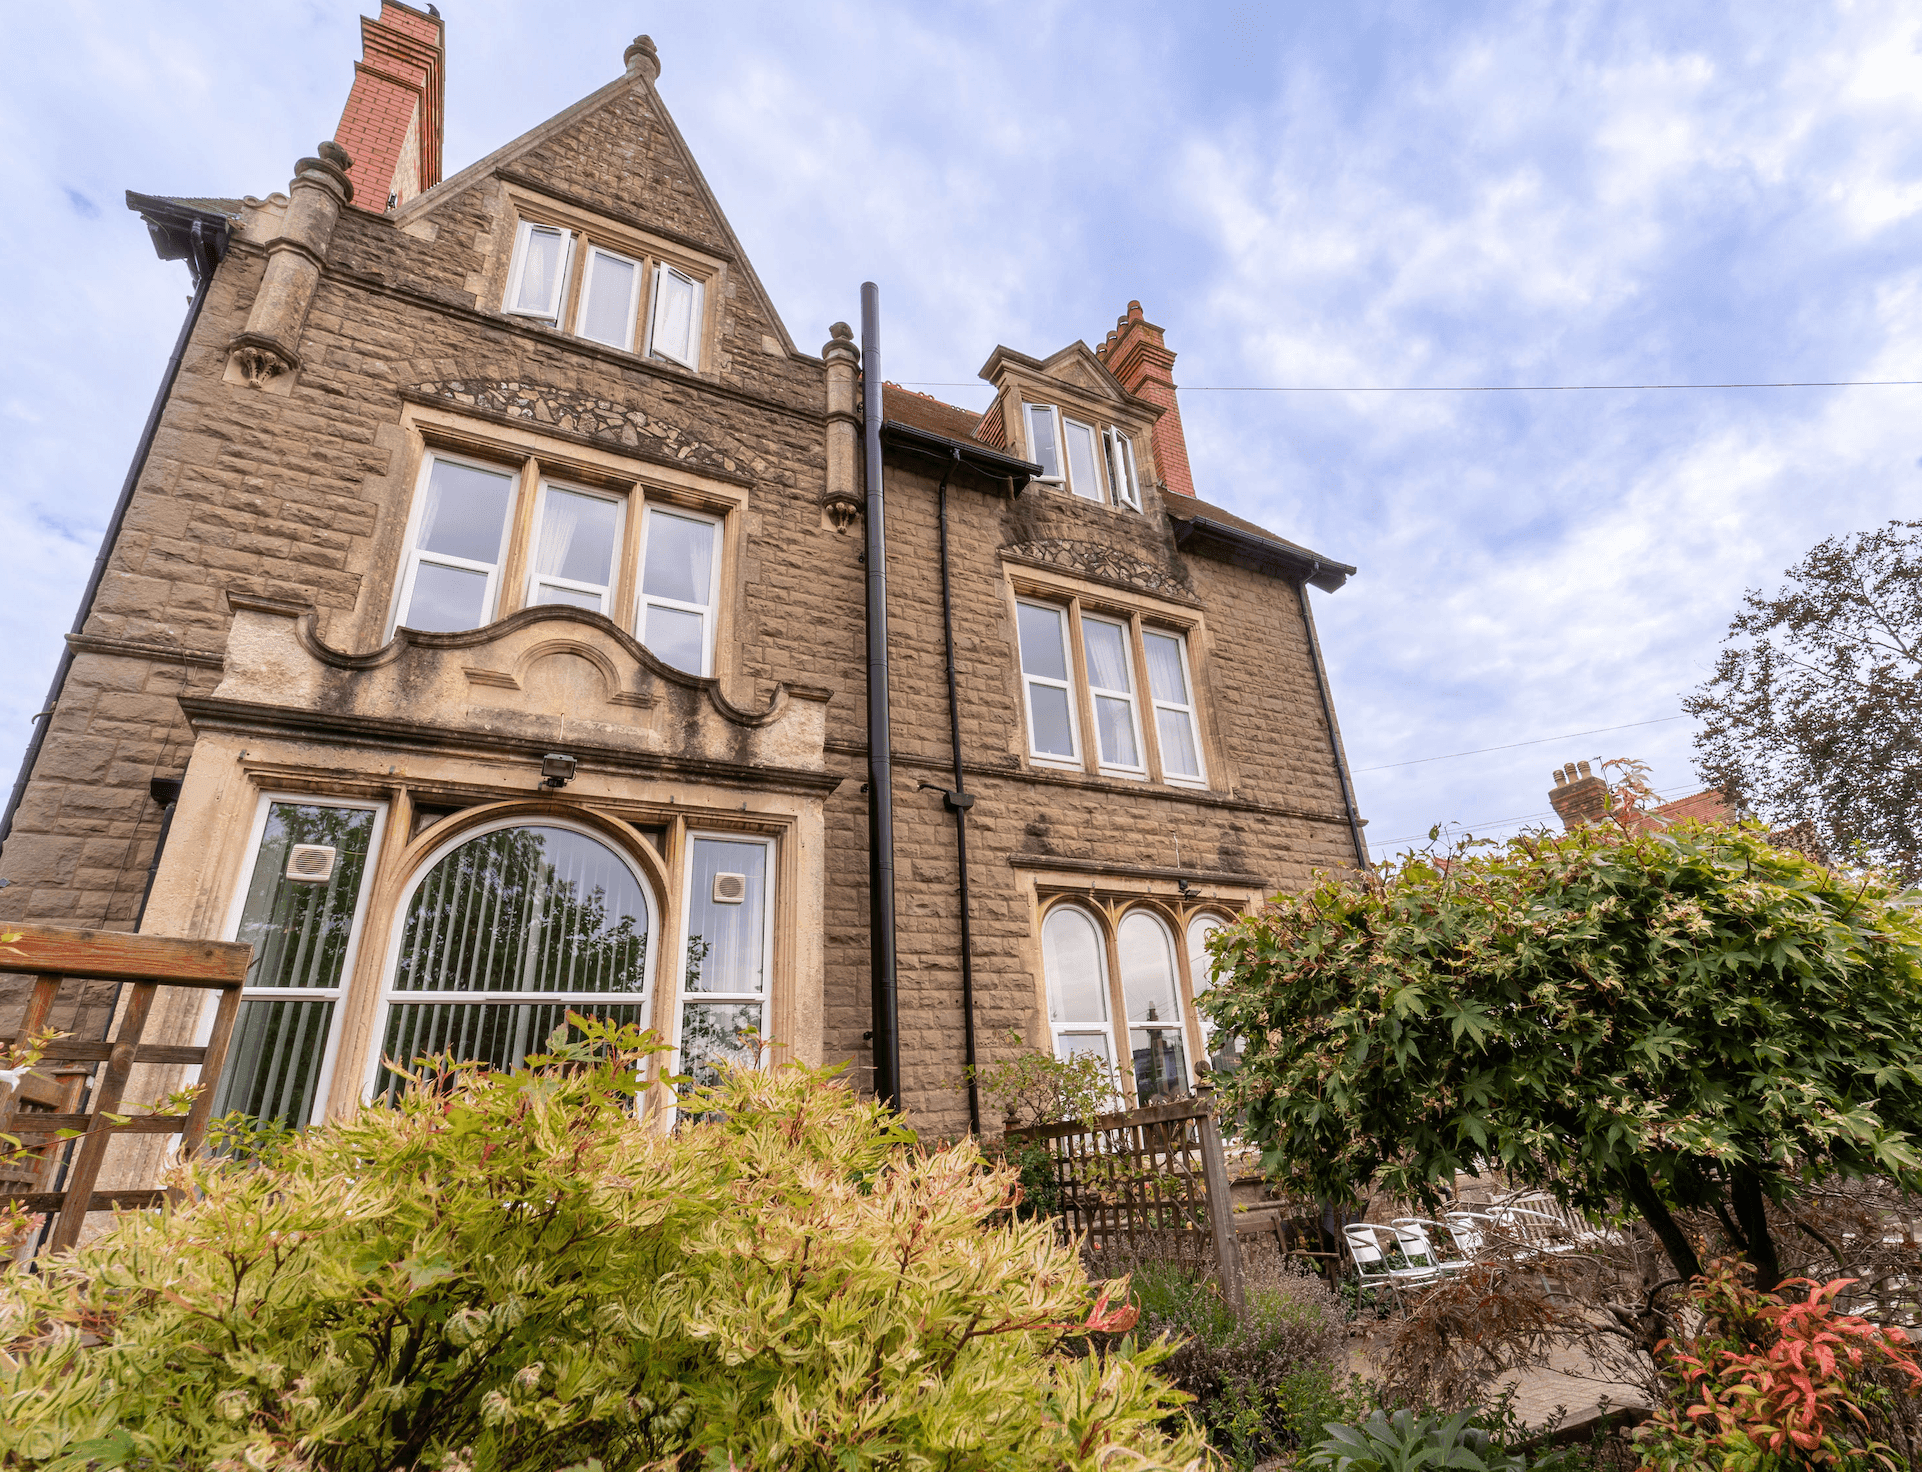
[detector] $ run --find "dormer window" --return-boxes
[1023,403,1140,510]
[502,215,706,370]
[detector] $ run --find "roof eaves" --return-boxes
[879,420,1043,491]
[1168,510,1358,593]
[126,191,235,283]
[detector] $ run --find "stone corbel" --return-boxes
[821,322,863,532]
[225,141,354,395]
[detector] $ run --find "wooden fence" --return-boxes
[1006,1088,1245,1311]
[1,923,251,1253]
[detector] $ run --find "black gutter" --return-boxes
[861,283,901,1112]
[877,419,1043,492]
[131,777,184,930]
[1296,572,1369,870]
[1171,512,1355,593]
[931,449,981,1135]
[0,196,230,857]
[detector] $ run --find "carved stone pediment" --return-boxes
[205,594,830,777]
[1001,538,1194,600]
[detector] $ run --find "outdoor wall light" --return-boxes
[540,753,579,789]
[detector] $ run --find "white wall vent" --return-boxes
[711,872,747,904]
[285,844,338,884]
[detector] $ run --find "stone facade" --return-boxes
[0,14,1367,1144]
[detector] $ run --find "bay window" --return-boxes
[1013,592,1207,788]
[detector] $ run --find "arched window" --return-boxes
[1118,910,1186,1103]
[375,821,655,1096]
[1042,904,1112,1065]
[1187,913,1238,1073]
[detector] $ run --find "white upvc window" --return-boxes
[1061,415,1103,502]
[208,795,388,1128]
[1081,614,1146,778]
[646,263,704,369]
[393,453,519,634]
[1103,427,1141,510]
[1119,910,1188,1103]
[675,832,774,1102]
[1143,629,1206,786]
[638,504,720,675]
[1042,904,1114,1069]
[527,482,624,613]
[576,245,643,350]
[505,221,573,322]
[1016,600,1080,767]
[1025,403,1063,484]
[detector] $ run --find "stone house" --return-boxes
[0,3,1366,1149]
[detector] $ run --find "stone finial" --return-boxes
[828,321,853,341]
[625,34,661,82]
[318,140,353,171]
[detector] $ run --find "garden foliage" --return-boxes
[0,1020,1208,1471]
[1635,1261,1922,1472]
[1202,821,1922,1286]
[1303,1409,1526,1472]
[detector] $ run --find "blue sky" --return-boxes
[2,1,1919,858]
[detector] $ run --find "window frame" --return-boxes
[525,478,626,614]
[208,792,391,1128]
[645,261,705,370]
[504,220,574,323]
[574,243,645,351]
[1024,403,1064,485]
[1060,414,1104,503]
[1041,902,1116,1068]
[1103,427,1141,511]
[1117,908,1190,1103]
[672,829,778,1099]
[1015,598,1083,770]
[1080,612,1148,780]
[360,814,663,1103]
[1143,626,1208,788]
[636,502,724,676]
[389,450,522,639]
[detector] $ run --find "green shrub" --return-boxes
[0,1019,1209,1471]
[1127,1257,1353,1467]
[1304,1409,1526,1472]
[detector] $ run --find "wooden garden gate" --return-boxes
[1,923,251,1253]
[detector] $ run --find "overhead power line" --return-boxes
[898,378,1922,393]
[1352,714,1688,774]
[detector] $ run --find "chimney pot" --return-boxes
[1578,760,1593,778]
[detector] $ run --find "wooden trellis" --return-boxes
[1007,1090,1245,1311]
[1,923,251,1253]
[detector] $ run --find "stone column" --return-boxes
[821,322,862,531]
[226,141,354,392]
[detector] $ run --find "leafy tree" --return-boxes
[1686,520,1922,882]
[0,1020,1205,1471]
[1201,822,1922,1291]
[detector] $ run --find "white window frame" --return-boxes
[1015,598,1082,769]
[636,503,723,676]
[1042,903,1115,1068]
[1025,403,1064,484]
[389,451,521,638]
[203,792,390,1127]
[525,479,626,613]
[503,220,574,323]
[644,262,705,370]
[1145,627,1207,788]
[575,244,644,350]
[1060,415,1104,503]
[1103,427,1141,510]
[672,830,777,1108]
[361,814,661,1102]
[1081,613,1148,780]
[1118,907,1190,1098]
[1185,911,1237,1068]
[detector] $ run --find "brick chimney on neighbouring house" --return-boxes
[334,1,445,213]
[1095,301,1198,499]
[1548,761,1609,829]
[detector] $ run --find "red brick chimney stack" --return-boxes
[1095,301,1199,499]
[334,1,446,213]
[1548,761,1610,829]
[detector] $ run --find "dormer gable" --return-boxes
[976,342,1162,511]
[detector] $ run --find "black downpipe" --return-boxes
[132,777,184,930]
[934,450,981,1136]
[1297,569,1369,870]
[861,283,901,1111]
[0,221,225,857]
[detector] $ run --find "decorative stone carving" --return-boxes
[411,379,745,477]
[228,334,298,385]
[1001,538,1193,599]
[624,34,661,83]
[820,322,862,533]
[226,142,353,393]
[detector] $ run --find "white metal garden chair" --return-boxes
[1343,1222,1441,1313]
[1390,1217,1471,1277]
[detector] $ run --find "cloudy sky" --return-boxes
[3,1,1919,857]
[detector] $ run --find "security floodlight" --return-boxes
[540,753,578,789]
